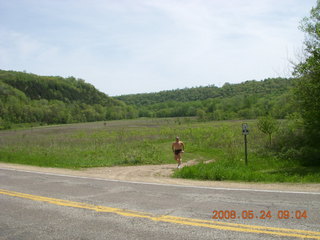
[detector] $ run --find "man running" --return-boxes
[172,137,185,168]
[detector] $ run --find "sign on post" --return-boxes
[242,123,249,135]
[242,123,249,165]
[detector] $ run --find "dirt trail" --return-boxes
[1,161,319,193]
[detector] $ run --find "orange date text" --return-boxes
[212,210,308,220]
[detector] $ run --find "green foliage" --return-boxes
[0,119,193,168]
[293,74,320,138]
[257,116,279,145]
[117,78,292,106]
[116,78,294,120]
[1,69,295,127]
[0,71,111,105]
[291,0,320,165]
[196,109,206,121]
[173,158,320,183]
[1,118,319,182]
[295,0,320,76]
[0,70,138,125]
[116,85,221,106]
[294,0,320,133]
[270,115,320,166]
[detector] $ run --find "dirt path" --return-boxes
[1,161,319,193]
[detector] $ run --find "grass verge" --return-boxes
[173,155,320,183]
[0,118,319,183]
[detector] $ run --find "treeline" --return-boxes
[117,78,292,105]
[0,70,296,130]
[116,78,295,120]
[0,70,138,128]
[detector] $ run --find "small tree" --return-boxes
[196,109,206,121]
[257,116,279,146]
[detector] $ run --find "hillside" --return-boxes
[0,70,121,105]
[0,70,295,129]
[0,70,137,128]
[116,78,292,105]
[116,78,295,119]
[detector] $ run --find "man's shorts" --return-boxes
[174,149,182,155]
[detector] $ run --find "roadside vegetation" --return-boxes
[0,118,319,183]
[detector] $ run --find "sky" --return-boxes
[0,0,316,96]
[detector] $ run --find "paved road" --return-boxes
[1,168,320,240]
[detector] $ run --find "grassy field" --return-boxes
[0,118,319,182]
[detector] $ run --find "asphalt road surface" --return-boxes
[1,168,320,240]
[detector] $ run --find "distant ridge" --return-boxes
[0,70,137,128]
[0,69,295,129]
[0,70,121,106]
[115,77,294,119]
[115,78,293,106]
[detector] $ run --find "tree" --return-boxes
[293,0,320,154]
[257,116,279,146]
[196,109,206,121]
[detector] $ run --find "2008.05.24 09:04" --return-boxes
[212,210,308,220]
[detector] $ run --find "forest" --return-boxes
[116,77,294,120]
[0,70,138,128]
[0,69,296,130]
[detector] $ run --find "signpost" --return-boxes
[242,123,249,166]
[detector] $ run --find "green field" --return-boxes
[0,118,319,183]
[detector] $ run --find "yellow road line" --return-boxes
[1,189,320,239]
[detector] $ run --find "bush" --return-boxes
[272,117,320,166]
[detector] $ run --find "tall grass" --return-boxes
[0,118,200,168]
[1,118,319,182]
[173,154,320,183]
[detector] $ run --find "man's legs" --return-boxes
[174,154,180,168]
[177,153,182,168]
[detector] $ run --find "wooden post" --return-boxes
[244,134,248,166]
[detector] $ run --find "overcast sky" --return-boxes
[0,0,316,96]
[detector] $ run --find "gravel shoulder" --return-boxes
[1,162,319,193]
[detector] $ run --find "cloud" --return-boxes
[0,0,315,95]
[0,29,52,69]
